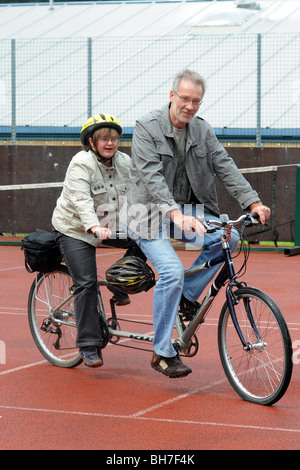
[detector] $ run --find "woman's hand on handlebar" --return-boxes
[90,225,112,240]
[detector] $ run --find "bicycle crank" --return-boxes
[107,317,121,344]
[180,334,199,357]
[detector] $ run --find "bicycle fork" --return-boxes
[221,240,264,351]
[227,284,265,349]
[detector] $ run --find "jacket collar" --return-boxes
[159,103,173,137]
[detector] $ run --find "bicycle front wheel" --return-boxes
[218,286,293,405]
[28,266,82,368]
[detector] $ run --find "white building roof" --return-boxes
[0,1,300,39]
[1,1,299,140]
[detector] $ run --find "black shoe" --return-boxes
[179,294,201,321]
[79,347,103,368]
[112,290,131,306]
[108,286,131,306]
[150,352,192,378]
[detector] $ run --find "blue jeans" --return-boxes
[132,208,239,358]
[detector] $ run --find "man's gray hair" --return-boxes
[172,69,206,96]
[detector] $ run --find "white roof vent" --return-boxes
[189,4,257,28]
[235,1,261,10]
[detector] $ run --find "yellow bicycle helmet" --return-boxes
[106,257,156,295]
[80,113,122,146]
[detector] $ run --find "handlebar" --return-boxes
[94,213,261,239]
[93,230,127,240]
[94,214,261,239]
[201,212,261,233]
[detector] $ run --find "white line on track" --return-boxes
[0,359,48,375]
[0,250,123,273]
[0,403,299,434]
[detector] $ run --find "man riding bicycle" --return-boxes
[121,69,270,379]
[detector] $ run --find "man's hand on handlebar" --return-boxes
[249,202,271,225]
[170,209,207,237]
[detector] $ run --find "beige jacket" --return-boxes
[52,149,130,246]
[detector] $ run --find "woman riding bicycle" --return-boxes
[52,113,145,369]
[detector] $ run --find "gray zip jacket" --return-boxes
[52,149,130,246]
[120,104,259,239]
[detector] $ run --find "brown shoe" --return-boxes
[150,352,192,378]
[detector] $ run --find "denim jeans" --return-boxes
[132,207,240,358]
[54,232,102,349]
[54,231,145,349]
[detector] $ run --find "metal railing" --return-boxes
[0,33,299,145]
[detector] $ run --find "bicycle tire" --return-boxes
[218,286,293,405]
[27,265,82,368]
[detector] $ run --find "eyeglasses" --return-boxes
[98,138,119,144]
[174,91,202,107]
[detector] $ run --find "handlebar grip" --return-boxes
[250,212,260,220]
[243,212,261,228]
[94,230,126,240]
[201,219,217,233]
[249,211,268,227]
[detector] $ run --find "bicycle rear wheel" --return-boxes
[218,286,293,405]
[28,265,82,368]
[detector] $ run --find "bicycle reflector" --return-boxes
[105,256,155,294]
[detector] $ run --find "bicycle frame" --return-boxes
[103,216,261,354]
[175,221,248,353]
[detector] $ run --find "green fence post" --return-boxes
[11,39,16,145]
[285,164,300,256]
[294,165,300,246]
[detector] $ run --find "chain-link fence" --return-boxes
[0,33,299,145]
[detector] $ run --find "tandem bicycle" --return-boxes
[27,212,293,406]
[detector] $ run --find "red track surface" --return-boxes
[0,245,299,450]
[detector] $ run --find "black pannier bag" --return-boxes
[21,229,63,273]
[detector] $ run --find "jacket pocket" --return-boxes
[191,146,207,159]
[154,139,173,158]
[190,146,210,177]
[115,183,127,194]
[155,141,175,178]
[91,184,109,209]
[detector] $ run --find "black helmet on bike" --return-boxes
[105,257,155,294]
